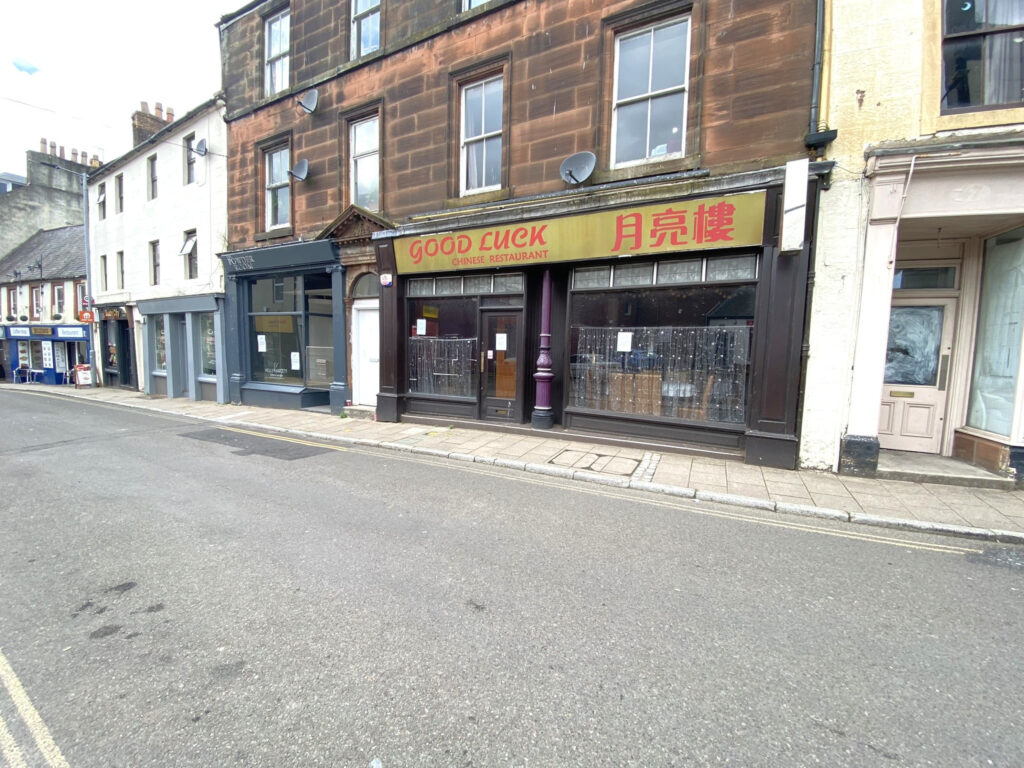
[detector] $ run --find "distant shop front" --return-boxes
[5,323,91,384]
[375,182,816,468]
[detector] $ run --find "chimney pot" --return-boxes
[40,138,47,153]
[49,141,56,155]
[91,154,100,167]
[166,107,174,122]
[155,102,163,120]
[72,149,79,163]
[59,145,65,159]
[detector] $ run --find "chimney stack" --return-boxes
[40,137,47,153]
[166,107,174,122]
[155,102,163,120]
[91,155,100,167]
[49,141,56,156]
[132,100,169,146]
[72,149,79,163]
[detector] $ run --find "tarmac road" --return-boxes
[1,391,1022,767]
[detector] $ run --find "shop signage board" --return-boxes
[8,327,30,338]
[393,190,767,274]
[56,326,88,340]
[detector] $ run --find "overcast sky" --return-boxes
[0,0,244,176]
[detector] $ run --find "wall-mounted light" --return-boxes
[289,158,309,181]
[297,88,319,114]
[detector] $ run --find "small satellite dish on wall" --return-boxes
[297,89,319,114]
[193,138,208,157]
[559,151,597,185]
[289,158,309,181]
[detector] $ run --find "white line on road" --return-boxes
[0,649,70,768]
[0,711,28,768]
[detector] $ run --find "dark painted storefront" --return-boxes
[374,176,820,469]
[219,240,350,411]
[96,306,137,389]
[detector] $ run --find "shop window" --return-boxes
[408,278,434,297]
[152,315,167,371]
[492,273,524,294]
[942,0,1024,111]
[613,262,655,287]
[463,275,492,294]
[350,115,380,210]
[893,265,958,290]
[247,274,331,387]
[569,262,756,424]
[265,145,291,230]
[460,74,503,195]
[706,255,756,282]
[408,297,478,398]
[657,259,702,284]
[351,0,380,59]
[265,8,290,96]
[612,16,690,167]
[967,226,1024,436]
[200,313,217,376]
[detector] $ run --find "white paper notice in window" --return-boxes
[495,333,507,351]
[616,331,633,352]
[257,334,267,352]
[290,351,301,370]
[416,318,427,335]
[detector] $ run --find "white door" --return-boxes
[352,300,379,406]
[878,297,956,453]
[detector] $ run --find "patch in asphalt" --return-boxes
[182,428,332,461]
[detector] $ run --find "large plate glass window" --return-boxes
[461,75,503,195]
[612,17,690,167]
[942,0,1024,111]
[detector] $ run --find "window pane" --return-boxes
[252,316,303,385]
[484,136,502,187]
[484,77,503,133]
[465,140,484,190]
[492,273,524,293]
[407,298,478,397]
[153,315,167,371]
[353,118,378,153]
[435,276,463,295]
[251,276,299,312]
[651,21,688,92]
[464,275,492,294]
[617,31,651,100]
[967,228,1024,436]
[658,259,702,284]
[200,313,216,376]
[268,148,288,184]
[352,273,381,298]
[360,11,380,54]
[983,31,1024,106]
[943,37,984,108]
[269,186,290,227]
[354,154,379,209]
[649,91,685,157]
[614,262,654,287]
[892,266,957,290]
[464,83,483,138]
[355,0,378,13]
[407,278,434,297]
[884,306,943,386]
[707,255,756,282]
[614,101,649,165]
[574,266,611,289]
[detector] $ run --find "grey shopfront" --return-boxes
[136,294,226,402]
[220,240,350,411]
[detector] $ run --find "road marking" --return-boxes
[218,426,349,452]
[0,649,71,768]
[209,426,983,556]
[0,712,28,768]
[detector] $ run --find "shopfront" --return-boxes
[375,183,816,468]
[5,324,91,384]
[220,240,350,411]
[97,306,136,389]
[136,295,225,402]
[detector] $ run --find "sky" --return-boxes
[1,0,246,176]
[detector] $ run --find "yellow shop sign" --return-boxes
[393,190,766,274]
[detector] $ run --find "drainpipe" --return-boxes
[805,0,837,153]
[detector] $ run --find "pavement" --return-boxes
[5,381,1024,546]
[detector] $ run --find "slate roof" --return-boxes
[0,226,85,283]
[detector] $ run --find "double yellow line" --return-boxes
[0,649,70,768]
[220,426,982,557]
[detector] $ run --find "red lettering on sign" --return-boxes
[693,202,736,243]
[493,229,511,250]
[530,225,547,246]
[612,213,643,251]
[511,228,528,247]
[649,208,689,247]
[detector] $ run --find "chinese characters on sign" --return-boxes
[392,191,765,274]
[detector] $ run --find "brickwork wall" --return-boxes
[223,0,816,249]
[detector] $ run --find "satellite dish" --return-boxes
[297,89,319,114]
[289,158,309,181]
[193,138,208,157]
[559,151,597,185]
